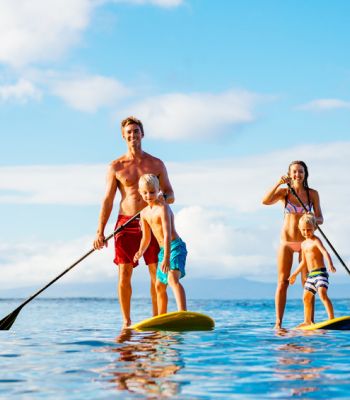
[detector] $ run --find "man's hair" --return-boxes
[299,213,317,229]
[139,174,160,191]
[121,116,144,134]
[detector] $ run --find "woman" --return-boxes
[262,161,323,329]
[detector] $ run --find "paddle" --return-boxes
[287,183,350,276]
[0,212,140,330]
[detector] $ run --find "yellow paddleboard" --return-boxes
[297,316,350,331]
[131,311,215,331]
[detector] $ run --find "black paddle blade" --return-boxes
[0,307,22,330]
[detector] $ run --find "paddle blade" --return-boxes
[0,307,22,330]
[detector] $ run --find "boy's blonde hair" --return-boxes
[138,174,160,191]
[299,213,317,229]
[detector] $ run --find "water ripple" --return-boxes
[1,298,350,399]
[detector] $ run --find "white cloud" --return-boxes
[298,98,350,111]
[0,207,274,288]
[52,75,132,112]
[0,231,117,288]
[111,0,183,6]
[1,142,350,285]
[0,79,41,102]
[0,164,106,205]
[1,142,350,212]
[146,0,183,5]
[0,0,183,68]
[0,0,94,67]
[166,142,350,215]
[117,89,264,140]
[175,206,274,280]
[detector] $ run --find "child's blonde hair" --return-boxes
[138,174,160,191]
[299,213,317,229]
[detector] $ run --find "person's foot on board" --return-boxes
[274,321,282,330]
[122,319,131,329]
[297,322,313,328]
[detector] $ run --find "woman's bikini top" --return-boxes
[284,191,313,214]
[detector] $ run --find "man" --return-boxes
[93,116,174,328]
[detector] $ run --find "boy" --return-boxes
[289,213,336,327]
[134,174,187,315]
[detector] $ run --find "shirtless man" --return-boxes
[93,116,174,328]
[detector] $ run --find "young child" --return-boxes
[133,174,187,315]
[289,213,336,327]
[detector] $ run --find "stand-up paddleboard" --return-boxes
[131,311,215,331]
[296,316,350,331]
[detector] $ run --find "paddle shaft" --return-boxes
[287,183,350,275]
[0,212,140,329]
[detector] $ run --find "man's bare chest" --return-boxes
[116,163,160,187]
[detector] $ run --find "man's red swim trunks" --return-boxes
[113,214,160,267]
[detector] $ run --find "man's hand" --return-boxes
[93,234,107,250]
[158,192,166,204]
[133,250,143,263]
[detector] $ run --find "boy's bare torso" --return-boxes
[302,237,325,271]
[142,203,179,247]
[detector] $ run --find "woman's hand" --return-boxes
[279,175,291,186]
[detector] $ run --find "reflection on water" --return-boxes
[96,329,184,397]
[275,335,327,397]
[1,298,350,399]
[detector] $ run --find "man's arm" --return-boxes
[158,161,175,204]
[93,165,118,250]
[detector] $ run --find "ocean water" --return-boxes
[1,297,350,399]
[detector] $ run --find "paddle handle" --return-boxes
[316,226,350,275]
[287,183,350,275]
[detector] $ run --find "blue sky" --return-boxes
[1,0,350,298]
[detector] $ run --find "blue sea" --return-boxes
[1,297,350,399]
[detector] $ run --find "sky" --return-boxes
[1,0,350,299]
